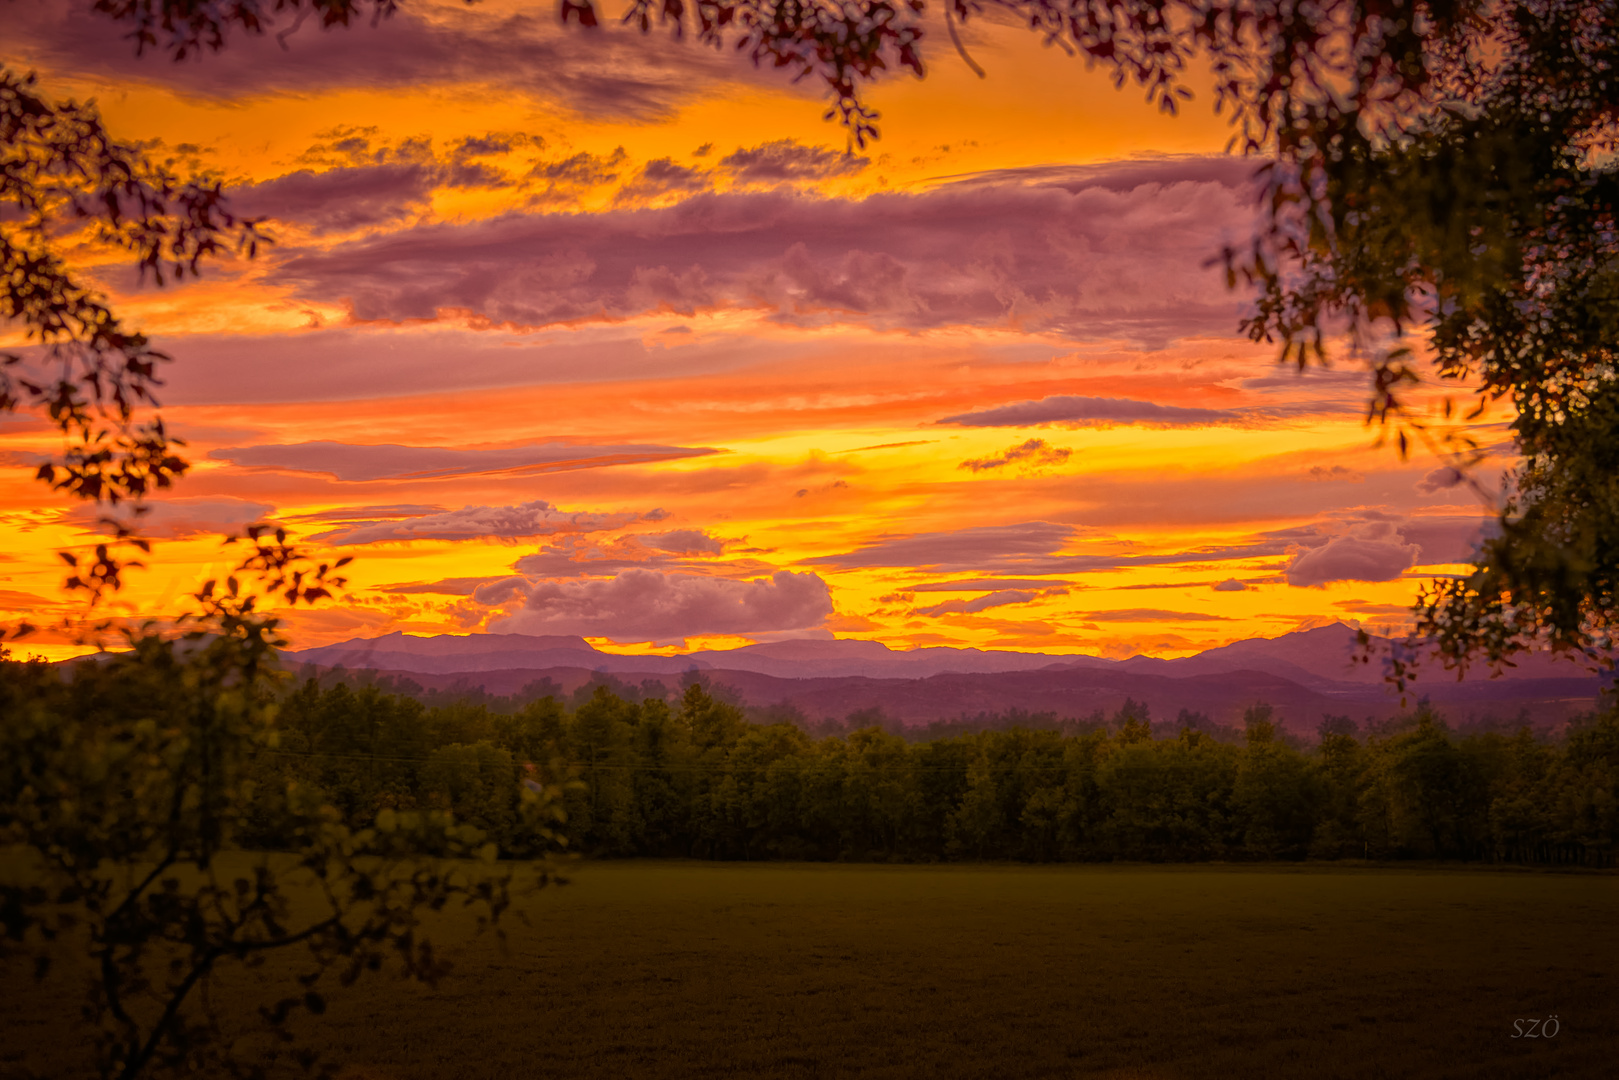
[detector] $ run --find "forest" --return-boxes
[128,663,1619,867]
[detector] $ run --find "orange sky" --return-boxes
[2,0,1507,659]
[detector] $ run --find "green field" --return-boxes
[6,862,1617,1078]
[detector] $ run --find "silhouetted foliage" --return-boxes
[0,70,263,519]
[0,557,571,1080]
[230,678,1619,866]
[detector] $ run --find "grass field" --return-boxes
[5,862,1617,1078]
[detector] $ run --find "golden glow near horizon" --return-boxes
[2,1,1507,660]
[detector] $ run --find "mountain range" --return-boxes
[284,624,1612,732]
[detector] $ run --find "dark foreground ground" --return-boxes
[6,862,1617,1078]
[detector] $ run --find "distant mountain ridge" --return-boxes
[284,623,1592,683]
[283,630,1112,680]
[282,625,1611,732]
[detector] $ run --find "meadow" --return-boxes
[5,861,1615,1079]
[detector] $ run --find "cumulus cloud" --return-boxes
[914,590,1038,616]
[1285,521,1421,587]
[1211,579,1249,592]
[208,440,714,481]
[939,395,1239,428]
[489,569,833,642]
[959,438,1073,473]
[1416,467,1465,494]
[64,497,273,539]
[267,158,1255,343]
[309,500,649,545]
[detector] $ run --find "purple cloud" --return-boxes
[1415,467,1465,494]
[718,140,869,182]
[910,578,1076,592]
[805,522,1077,571]
[232,161,438,235]
[1285,522,1421,587]
[939,395,1239,428]
[642,529,725,555]
[65,496,274,539]
[808,521,1294,575]
[266,159,1255,344]
[10,3,759,121]
[914,590,1037,616]
[959,438,1074,472]
[208,441,715,481]
[489,569,833,642]
[511,534,774,579]
[309,500,648,545]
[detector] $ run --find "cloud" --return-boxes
[308,500,648,545]
[267,158,1255,343]
[154,324,778,405]
[489,569,833,642]
[511,534,772,579]
[807,521,1295,575]
[910,578,1076,592]
[376,577,501,596]
[64,497,274,539]
[641,529,725,555]
[231,131,550,232]
[1400,515,1497,565]
[233,161,437,235]
[1416,467,1465,494]
[473,576,532,605]
[10,2,758,120]
[290,504,448,523]
[1211,579,1249,591]
[208,440,715,481]
[0,589,59,610]
[914,590,1038,616]
[1285,523,1421,587]
[718,140,869,183]
[1308,464,1364,483]
[939,395,1239,428]
[1082,609,1234,622]
[959,438,1073,473]
[805,521,1076,571]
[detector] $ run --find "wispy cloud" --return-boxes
[959,438,1073,472]
[309,500,655,545]
[939,395,1239,428]
[209,441,715,482]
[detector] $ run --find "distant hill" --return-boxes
[282,624,1612,733]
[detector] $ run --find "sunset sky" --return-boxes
[3,0,1508,660]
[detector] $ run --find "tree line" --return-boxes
[263,672,1619,867]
